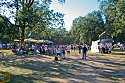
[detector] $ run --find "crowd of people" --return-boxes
[51,44,88,60]
[11,44,51,55]
[0,42,90,60]
[10,43,89,60]
[98,44,112,54]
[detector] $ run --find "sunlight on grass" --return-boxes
[0,67,35,75]
[0,49,125,83]
[0,50,15,57]
[88,50,125,58]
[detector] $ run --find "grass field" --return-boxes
[0,49,125,83]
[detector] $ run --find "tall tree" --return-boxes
[98,0,125,42]
[0,0,65,44]
[0,15,18,43]
[70,11,104,45]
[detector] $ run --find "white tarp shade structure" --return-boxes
[37,40,44,43]
[24,38,37,43]
[14,39,19,42]
[91,40,99,52]
[14,38,53,44]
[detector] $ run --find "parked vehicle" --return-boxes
[112,43,125,49]
[113,44,121,48]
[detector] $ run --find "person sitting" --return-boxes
[24,47,29,54]
[12,48,18,54]
[19,49,23,55]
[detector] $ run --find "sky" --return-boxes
[50,0,100,31]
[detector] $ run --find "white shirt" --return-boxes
[45,47,48,51]
[66,45,71,51]
[0,44,2,48]
[56,48,62,53]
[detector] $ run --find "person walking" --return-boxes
[82,45,88,59]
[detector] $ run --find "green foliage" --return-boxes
[98,0,125,42]
[0,0,66,44]
[70,11,104,45]
[0,15,18,43]
[1,0,124,44]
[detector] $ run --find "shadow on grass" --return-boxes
[0,54,125,82]
[8,74,37,83]
[111,52,125,55]
[5,56,98,82]
[90,57,125,67]
[99,60,125,66]
[112,48,125,52]
[88,56,125,79]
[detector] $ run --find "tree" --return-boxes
[98,0,125,42]
[0,15,18,43]
[0,0,66,44]
[70,11,104,45]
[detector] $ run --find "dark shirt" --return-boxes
[78,45,81,49]
[82,46,87,53]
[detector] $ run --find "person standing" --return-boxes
[71,45,73,54]
[33,44,37,55]
[40,45,43,54]
[0,44,2,53]
[73,45,76,52]
[55,46,62,60]
[62,46,66,59]
[66,45,71,58]
[44,45,48,55]
[78,44,81,54]
[82,45,88,59]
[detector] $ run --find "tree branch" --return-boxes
[0,15,13,25]
[28,0,34,8]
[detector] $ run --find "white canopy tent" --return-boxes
[24,38,37,43]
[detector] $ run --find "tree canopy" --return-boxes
[0,0,67,44]
[98,0,125,42]
[0,0,125,44]
[70,0,125,44]
[70,11,104,45]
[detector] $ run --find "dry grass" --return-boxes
[0,50,125,83]
[0,50,15,57]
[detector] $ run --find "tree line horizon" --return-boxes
[0,0,124,45]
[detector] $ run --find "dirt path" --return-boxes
[0,53,125,83]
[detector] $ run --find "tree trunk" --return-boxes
[20,27,25,45]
